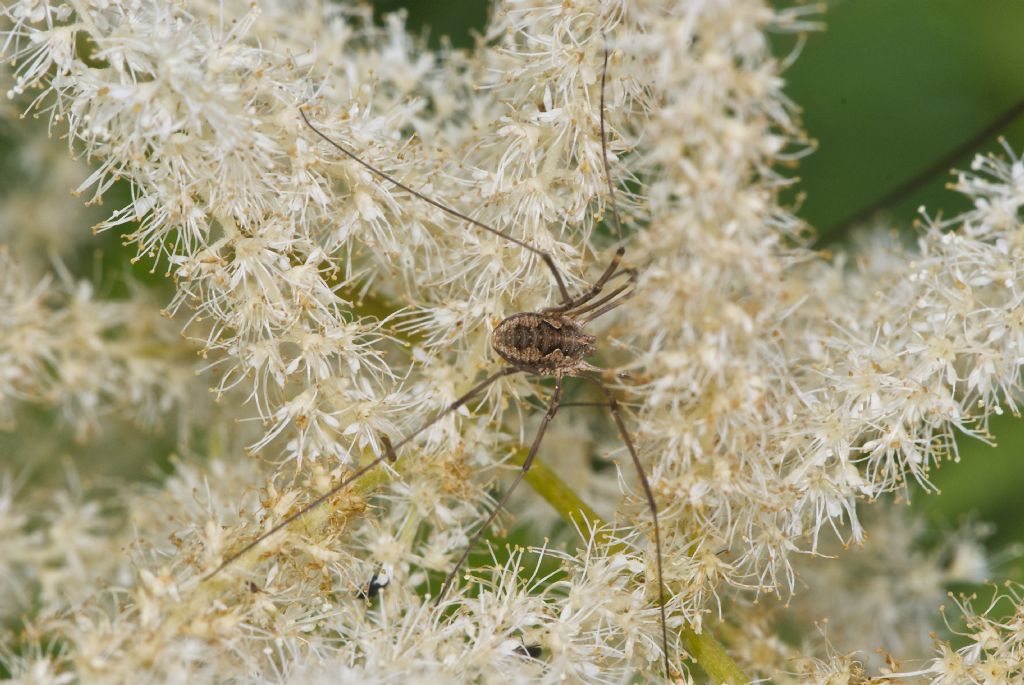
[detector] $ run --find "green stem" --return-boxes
[510,450,751,684]
[681,627,751,685]
[518,456,606,543]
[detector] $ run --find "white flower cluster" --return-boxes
[726,504,1000,680]
[0,115,105,267]
[2,0,1023,682]
[0,249,199,438]
[628,115,1024,619]
[769,580,1024,685]
[910,582,1024,685]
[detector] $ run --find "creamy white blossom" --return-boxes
[2,0,1023,683]
[0,250,202,437]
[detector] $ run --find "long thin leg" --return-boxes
[581,376,671,679]
[434,377,564,603]
[568,268,636,321]
[203,367,521,582]
[578,284,637,325]
[543,43,626,316]
[543,245,625,315]
[391,367,521,451]
[299,109,572,307]
[598,42,624,244]
[203,440,396,582]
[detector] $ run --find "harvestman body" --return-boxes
[205,48,672,679]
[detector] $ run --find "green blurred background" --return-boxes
[366,0,1024,570]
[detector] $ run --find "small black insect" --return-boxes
[205,45,671,679]
[356,571,389,601]
[513,643,543,660]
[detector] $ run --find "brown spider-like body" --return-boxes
[491,312,598,377]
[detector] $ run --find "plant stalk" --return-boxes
[510,449,751,684]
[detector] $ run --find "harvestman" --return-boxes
[204,48,671,678]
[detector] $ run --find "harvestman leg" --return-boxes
[303,103,632,318]
[543,45,627,317]
[576,376,671,679]
[432,373,671,677]
[541,246,627,315]
[570,270,637,323]
[435,377,564,602]
[203,367,521,582]
[298,108,579,308]
[300,46,629,320]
